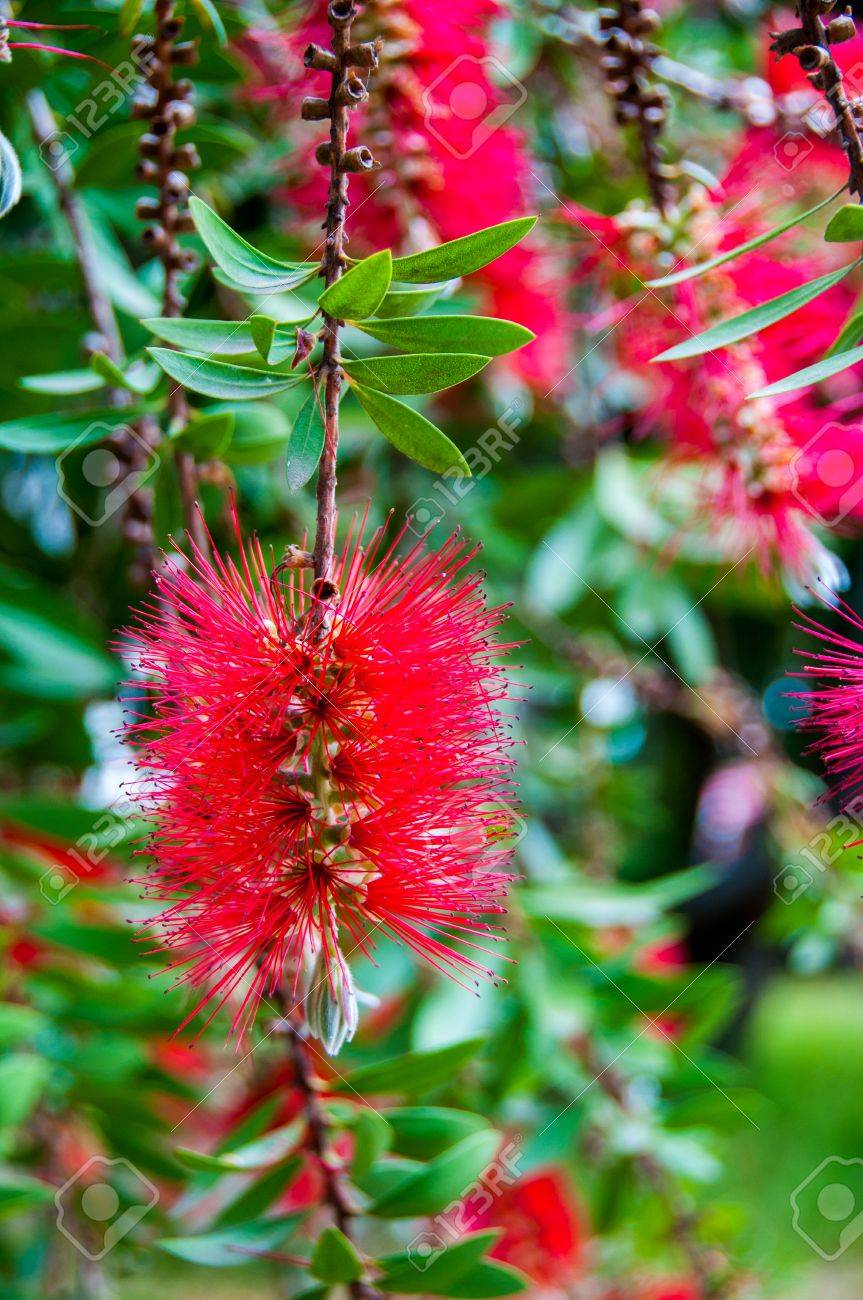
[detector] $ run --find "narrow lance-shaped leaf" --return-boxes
[747,342,863,399]
[343,352,491,394]
[390,217,537,283]
[652,261,859,363]
[189,196,318,293]
[352,384,471,476]
[355,315,535,356]
[319,249,392,320]
[827,307,863,356]
[149,348,304,401]
[369,1129,501,1217]
[375,283,449,318]
[21,368,105,396]
[647,185,846,288]
[335,1038,483,1096]
[286,387,326,492]
[145,317,259,355]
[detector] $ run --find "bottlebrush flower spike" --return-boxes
[794,594,863,806]
[120,515,519,1043]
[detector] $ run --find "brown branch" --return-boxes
[22,84,165,584]
[133,0,207,557]
[598,0,675,217]
[287,1019,382,1300]
[574,1034,737,1297]
[774,1,863,196]
[306,2,380,596]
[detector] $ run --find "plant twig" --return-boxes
[597,0,675,217]
[133,0,207,555]
[574,1033,736,1297]
[21,82,162,583]
[287,1018,382,1300]
[305,1,380,596]
[773,1,863,196]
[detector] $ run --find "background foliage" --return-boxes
[2,0,863,1296]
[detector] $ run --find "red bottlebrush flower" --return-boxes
[637,1280,701,1300]
[471,1168,585,1290]
[243,2,567,392]
[559,154,863,581]
[121,518,518,1040]
[794,596,863,806]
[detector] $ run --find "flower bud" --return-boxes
[305,948,359,1056]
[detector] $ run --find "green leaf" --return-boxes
[118,0,144,36]
[89,353,160,396]
[145,317,259,355]
[336,1038,483,1097]
[189,197,318,293]
[355,315,535,356]
[647,185,845,287]
[0,1172,54,1220]
[825,202,863,241]
[149,348,302,400]
[391,217,537,283]
[353,385,470,475]
[747,342,863,399]
[249,314,278,363]
[0,410,134,456]
[369,1130,501,1218]
[827,307,863,356]
[157,1216,300,1268]
[0,1005,46,1047]
[439,1261,530,1297]
[349,1109,392,1182]
[387,1108,488,1161]
[173,411,235,459]
[376,1232,520,1296]
[344,352,490,394]
[189,0,228,44]
[653,262,858,362]
[310,1227,364,1284]
[21,369,105,396]
[376,284,449,318]
[213,1158,301,1230]
[0,130,22,222]
[178,1119,304,1173]
[0,1055,49,1128]
[286,388,326,492]
[319,250,392,321]
[222,403,293,465]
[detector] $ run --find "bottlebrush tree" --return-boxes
[5,1,863,1298]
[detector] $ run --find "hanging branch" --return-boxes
[20,81,164,582]
[304,0,381,595]
[286,1015,382,1300]
[280,9,382,1294]
[574,1034,737,1297]
[132,0,207,554]
[597,0,675,217]
[772,0,863,196]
